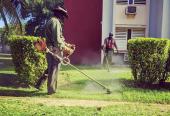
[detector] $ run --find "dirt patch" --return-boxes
[31,98,115,107]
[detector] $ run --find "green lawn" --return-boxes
[0,98,170,116]
[0,54,170,115]
[1,65,170,104]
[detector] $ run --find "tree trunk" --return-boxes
[14,9,23,34]
[0,7,9,53]
[0,8,9,32]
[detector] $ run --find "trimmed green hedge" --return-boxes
[9,35,47,86]
[165,43,170,72]
[128,38,169,84]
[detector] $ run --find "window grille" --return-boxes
[115,28,128,51]
[116,0,128,5]
[131,28,145,39]
[116,0,146,5]
[134,0,146,4]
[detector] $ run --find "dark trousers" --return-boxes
[35,69,48,89]
[35,53,61,94]
[103,50,113,66]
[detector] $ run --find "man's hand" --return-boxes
[52,47,60,54]
[116,49,119,53]
[63,43,76,57]
[70,44,76,51]
[65,43,76,50]
[112,49,118,54]
[34,39,47,52]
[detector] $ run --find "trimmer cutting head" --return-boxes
[106,89,111,94]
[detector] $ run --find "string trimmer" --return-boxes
[34,39,111,94]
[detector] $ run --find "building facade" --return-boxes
[64,0,170,65]
[64,0,102,64]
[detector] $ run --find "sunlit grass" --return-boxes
[0,65,170,104]
[0,54,170,115]
[0,99,170,116]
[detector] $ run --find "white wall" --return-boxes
[149,0,170,38]
[115,5,148,27]
[149,0,163,38]
[101,0,114,63]
[162,0,170,38]
[102,0,114,41]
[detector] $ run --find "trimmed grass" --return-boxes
[0,54,170,115]
[0,65,170,104]
[0,99,170,116]
[0,54,170,116]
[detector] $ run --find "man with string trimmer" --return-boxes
[34,39,111,94]
[102,33,118,68]
[34,6,75,95]
[34,7,112,94]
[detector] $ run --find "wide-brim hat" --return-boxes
[52,6,68,18]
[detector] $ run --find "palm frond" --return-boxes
[2,0,22,33]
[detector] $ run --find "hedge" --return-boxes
[9,35,47,86]
[165,43,170,74]
[128,38,169,84]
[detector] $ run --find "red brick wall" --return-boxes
[64,0,102,64]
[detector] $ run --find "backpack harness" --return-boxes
[105,38,114,49]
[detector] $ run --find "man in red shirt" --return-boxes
[102,32,118,66]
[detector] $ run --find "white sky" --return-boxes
[0,20,4,28]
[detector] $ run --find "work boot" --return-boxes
[35,71,48,90]
[47,91,56,95]
[34,84,40,90]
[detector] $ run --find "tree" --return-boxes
[25,0,63,37]
[0,0,28,34]
[0,0,28,52]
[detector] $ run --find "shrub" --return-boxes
[164,43,170,76]
[128,38,169,84]
[9,35,47,86]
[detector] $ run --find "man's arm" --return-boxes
[51,18,66,50]
[52,18,75,56]
[102,39,107,50]
[113,39,118,53]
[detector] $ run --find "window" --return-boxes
[134,0,146,4]
[116,0,128,5]
[116,0,146,5]
[127,29,131,40]
[129,0,134,4]
[131,28,145,38]
[115,28,127,51]
[115,27,145,51]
